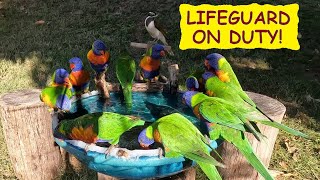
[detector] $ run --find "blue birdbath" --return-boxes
[53,90,220,179]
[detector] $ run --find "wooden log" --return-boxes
[216,92,286,180]
[107,82,163,92]
[0,89,62,180]
[168,64,179,94]
[95,72,110,99]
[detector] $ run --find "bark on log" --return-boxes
[0,89,62,180]
[216,92,286,180]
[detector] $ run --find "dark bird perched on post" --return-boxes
[145,12,174,56]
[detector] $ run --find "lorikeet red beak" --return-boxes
[160,50,165,57]
[70,63,75,70]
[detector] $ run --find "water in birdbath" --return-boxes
[59,92,205,150]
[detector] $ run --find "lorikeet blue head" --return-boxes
[151,44,165,59]
[205,53,224,70]
[186,76,199,91]
[54,69,70,85]
[182,91,198,108]
[69,57,83,71]
[202,71,215,81]
[138,128,155,149]
[92,40,107,56]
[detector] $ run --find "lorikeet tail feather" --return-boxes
[197,161,222,180]
[259,121,309,139]
[123,85,133,106]
[231,136,274,180]
[185,152,225,168]
[243,120,265,141]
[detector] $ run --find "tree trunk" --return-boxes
[0,89,62,180]
[216,92,286,180]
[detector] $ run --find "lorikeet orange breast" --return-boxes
[87,40,110,73]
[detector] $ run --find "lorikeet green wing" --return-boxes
[58,112,145,144]
[205,75,256,107]
[116,55,136,107]
[141,113,224,180]
[208,124,274,180]
[196,95,264,141]
[40,86,73,111]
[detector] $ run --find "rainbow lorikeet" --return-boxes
[116,55,136,107]
[138,113,224,180]
[182,90,309,180]
[69,57,91,96]
[204,53,242,89]
[203,71,256,108]
[139,44,165,81]
[87,40,110,74]
[58,112,145,145]
[40,69,73,111]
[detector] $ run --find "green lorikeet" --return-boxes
[203,71,256,108]
[58,112,145,145]
[138,113,224,180]
[116,55,136,107]
[40,69,73,111]
[182,90,309,180]
[204,53,242,90]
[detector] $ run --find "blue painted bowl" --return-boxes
[53,91,220,179]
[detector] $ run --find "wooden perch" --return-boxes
[0,89,62,180]
[130,42,172,51]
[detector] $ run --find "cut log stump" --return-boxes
[216,92,286,180]
[0,89,62,180]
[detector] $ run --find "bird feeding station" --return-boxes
[0,43,286,179]
[0,86,286,180]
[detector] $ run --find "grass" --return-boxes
[0,0,319,179]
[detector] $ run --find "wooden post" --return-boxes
[95,73,110,99]
[168,64,179,94]
[216,92,286,180]
[0,89,62,180]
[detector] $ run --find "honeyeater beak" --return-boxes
[160,50,165,57]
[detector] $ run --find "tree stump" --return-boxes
[216,92,286,180]
[0,89,62,180]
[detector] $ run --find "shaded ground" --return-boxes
[0,0,319,179]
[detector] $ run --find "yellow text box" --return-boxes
[179,3,299,50]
